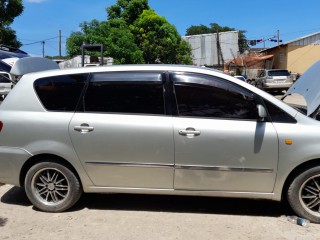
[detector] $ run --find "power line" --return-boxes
[22,36,64,46]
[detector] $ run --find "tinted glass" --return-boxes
[83,72,165,115]
[34,74,88,111]
[268,70,290,76]
[264,100,297,123]
[0,73,11,83]
[174,75,258,120]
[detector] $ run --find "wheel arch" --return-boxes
[19,153,82,188]
[281,158,320,201]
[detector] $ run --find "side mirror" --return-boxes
[257,104,267,121]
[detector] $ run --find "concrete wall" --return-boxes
[287,45,320,74]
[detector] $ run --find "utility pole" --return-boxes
[59,30,62,58]
[216,30,220,67]
[216,30,224,68]
[277,30,280,47]
[42,41,45,57]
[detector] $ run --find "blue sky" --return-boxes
[11,0,320,56]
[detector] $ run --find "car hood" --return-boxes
[283,60,320,116]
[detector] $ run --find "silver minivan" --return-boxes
[1,63,320,223]
[256,69,293,91]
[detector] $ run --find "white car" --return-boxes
[0,72,13,99]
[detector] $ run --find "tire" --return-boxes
[24,161,82,212]
[287,166,320,223]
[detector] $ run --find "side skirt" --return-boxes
[84,186,275,201]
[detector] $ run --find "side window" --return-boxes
[83,72,165,115]
[173,73,258,120]
[34,74,88,111]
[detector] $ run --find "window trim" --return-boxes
[170,72,264,121]
[76,71,167,116]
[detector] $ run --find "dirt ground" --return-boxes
[1,184,320,240]
[1,93,319,240]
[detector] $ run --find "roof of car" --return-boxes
[23,64,226,80]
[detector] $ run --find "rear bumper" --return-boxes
[0,146,32,186]
[264,82,293,89]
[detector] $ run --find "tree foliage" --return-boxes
[186,22,247,53]
[67,0,191,64]
[66,19,144,64]
[131,9,191,64]
[0,0,24,48]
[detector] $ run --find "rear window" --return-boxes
[267,70,290,76]
[34,74,88,111]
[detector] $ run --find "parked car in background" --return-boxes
[1,64,320,223]
[255,69,293,91]
[0,72,13,99]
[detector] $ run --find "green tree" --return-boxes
[107,0,149,25]
[186,22,247,53]
[0,0,24,47]
[132,9,191,64]
[67,0,191,64]
[66,19,144,64]
[186,24,211,35]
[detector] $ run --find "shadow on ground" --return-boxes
[1,186,31,207]
[75,193,290,217]
[1,186,292,217]
[0,217,8,227]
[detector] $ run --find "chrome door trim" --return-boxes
[175,164,273,173]
[85,161,174,168]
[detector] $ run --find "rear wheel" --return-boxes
[287,166,320,223]
[25,161,82,212]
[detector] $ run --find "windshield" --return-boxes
[268,70,290,76]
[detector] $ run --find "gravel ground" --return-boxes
[1,93,319,240]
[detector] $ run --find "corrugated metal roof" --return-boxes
[286,32,320,46]
[261,32,320,52]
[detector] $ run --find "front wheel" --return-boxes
[25,161,82,212]
[287,166,320,223]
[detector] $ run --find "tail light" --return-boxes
[0,121,3,132]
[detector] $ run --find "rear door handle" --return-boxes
[74,123,94,133]
[178,128,201,138]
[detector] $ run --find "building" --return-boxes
[261,32,320,74]
[183,31,239,67]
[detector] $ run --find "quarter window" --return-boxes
[83,72,165,115]
[263,100,297,123]
[173,73,258,120]
[34,74,88,111]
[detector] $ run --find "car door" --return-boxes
[172,72,279,193]
[69,72,174,189]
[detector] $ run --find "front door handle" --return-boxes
[74,123,94,133]
[178,128,201,138]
